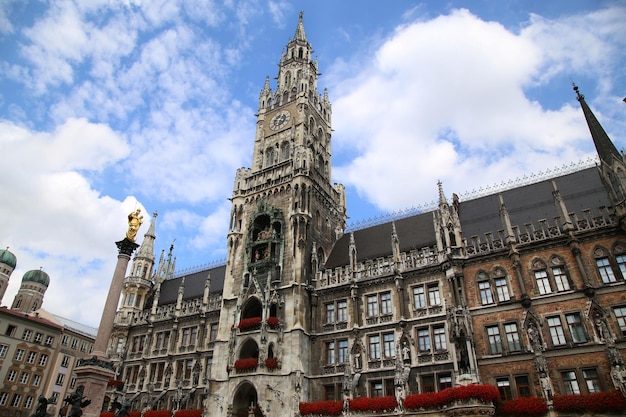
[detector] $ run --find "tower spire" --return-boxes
[573,84,622,166]
[294,11,307,42]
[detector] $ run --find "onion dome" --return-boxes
[0,247,17,269]
[22,269,50,287]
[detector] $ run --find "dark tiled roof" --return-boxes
[157,264,225,305]
[326,167,610,268]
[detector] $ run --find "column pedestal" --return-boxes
[74,238,138,417]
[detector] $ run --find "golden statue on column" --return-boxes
[126,209,143,242]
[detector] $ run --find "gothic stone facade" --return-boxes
[106,14,626,417]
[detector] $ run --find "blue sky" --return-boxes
[1,0,625,327]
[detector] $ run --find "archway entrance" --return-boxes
[232,381,263,416]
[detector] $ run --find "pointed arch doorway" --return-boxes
[232,381,263,416]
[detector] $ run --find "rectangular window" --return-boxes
[45,335,54,346]
[428,284,441,306]
[0,392,8,406]
[566,313,587,343]
[583,369,601,393]
[367,295,378,317]
[38,354,48,366]
[22,329,32,341]
[32,374,41,386]
[181,328,191,346]
[61,356,70,368]
[496,378,512,400]
[504,323,521,352]
[71,338,78,349]
[189,327,198,346]
[324,384,337,401]
[380,292,392,315]
[422,375,435,393]
[14,348,25,361]
[515,375,531,397]
[337,300,347,322]
[55,373,64,386]
[26,351,37,364]
[34,332,43,343]
[5,324,16,336]
[479,281,494,305]
[494,277,510,302]
[61,335,69,346]
[383,333,395,358]
[0,344,7,358]
[7,370,17,381]
[562,370,581,394]
[325,303,335,323]
[210,324,219,341]
[70,377,76,389]
[338,339,348,363]
[553,267,570,291]
[597,258,617,283]
[617,254,626,278]
[370,381,383,397]
[439,374,452,390]
[413,286,426,308]
[433,326,447,350]
[548,317,566,346]
[369,335,381,360]
[10,393,21,407]
[24,396,34,409]
[80,341,87,352]
[615,306,626,336]
[326,341,335,364]
[19,372,29,384]
[418,328,431,352]
[535,270,552,294]
[487,326,502,354]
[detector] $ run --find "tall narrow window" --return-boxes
[535,270,552,294]
[433,326,447,350]
[552,266,571,291]
[617,254,626,278]
[418,329,430,352]
[366,295,378,317]
[338,340,348,363]
[487,326,502,354]
[583,369,601,393]
[566,313,586,343]
[479,281,494,305]
[496,378,512,400]
[428,284,441,305]
[325,341,335,365]
[369,335,381,360]
[325,303,335,323]
[547,317,566,346]
[614,306,626,336]
[494,278,510,302]
[337,300,347,322]
[562,371,580,394]
[380,292,392,315]
[515,375,531,397]
[504,323,521,352]
[413,287,426,308]
[382,333,395,358]
[597,257,616,283]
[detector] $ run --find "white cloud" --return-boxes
[0,119,138,325]
[329,8,623,212]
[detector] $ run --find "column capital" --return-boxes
[116,238,139,256]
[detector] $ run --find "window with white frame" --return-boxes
[596,251,617,283]
[24,395,34,409]
[55,373,64,386]
[14,348,25,361]
[325,299,348,323]
[38,354,48,366]
[504,323,522,352]
[561,370,580,394]
[478,279,494,305]
[547,317,566,346]
[0,344,7,358]
[19,372,29,384]
[413,286,426,308]
[417,325,447,353]
[10,393,21,407]
[61,355,70,368]
[566,313,587,343]
[209,323,219,341]
[26,351,37,364]
[0,392,8,406]
[34,332,43,343]
[61,335,69,346]
[494,277,510,302]
[583,368,601,393]
[534,269,552,294]
[614,306,626,336]
[325,339,348,365]
[417,328,430,353]
[382,333,395,358]
[32,374,41,386]
[428,284,441,306]
[433,326,447,350]
[45,335,54,346]
[22,329,32,341]
[552,266,571,291]
[7,370,17,382]
[486,325,502,354]
[366,292,393,317]
[368,334,381,360]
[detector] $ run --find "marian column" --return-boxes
[72,210,142,417]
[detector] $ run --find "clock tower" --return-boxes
[211,12,347,416]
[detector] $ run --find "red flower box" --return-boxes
[144,411,172,417]
[266,317,279,327]
[499,396,548,416]
[404,392,445,409]
[553,390,626,414]
[174,409,202,417]
[299,400,343,416]
[237,317,262,330]
[404,384,499,411]
[349,396,397,412]
[265,357,278,369]
[107,379,125,389]
[100,413,115,417]
[129,412,141,417]
[234,357,259,371]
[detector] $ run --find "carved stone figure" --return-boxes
[30,395,50,417]
[64,385,91,417]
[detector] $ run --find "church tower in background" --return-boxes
[212,12,347,415]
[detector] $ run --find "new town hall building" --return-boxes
[104,14,626,417]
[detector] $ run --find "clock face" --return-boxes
[269,111,291,131]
